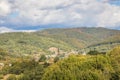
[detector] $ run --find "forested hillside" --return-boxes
[0,27,120,56]
[0,32,74,56]
[37,27,120,48]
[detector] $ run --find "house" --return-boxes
[0,63,4,67]
[48,47,59,54]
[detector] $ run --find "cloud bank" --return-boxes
[0,0,120,30]
[0,27,36,33]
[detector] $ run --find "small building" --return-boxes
[0,63,4,68]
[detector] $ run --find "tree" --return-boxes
[54,57,59,63]
[42,55,113,80]
[39,55,46,62]
[87,50,99,55]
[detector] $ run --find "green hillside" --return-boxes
[0,27,120,56]
[0,32,74,56]
[37,27,120,49]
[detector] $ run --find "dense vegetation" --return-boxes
[0,46,120,80]
[41,46,120,80]
[1,60,45,80]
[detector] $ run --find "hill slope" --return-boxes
[0,27,120,55]
[0,33,74,55]
[36,27,120,48]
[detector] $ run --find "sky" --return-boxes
[0,0,120,32]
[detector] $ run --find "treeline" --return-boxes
[88,41,120,47]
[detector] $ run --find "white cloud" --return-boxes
[0,27,14,33]
[0,27,36,33]
[96,5,120,27]
[0,0,11,16]
[0,0,120,28]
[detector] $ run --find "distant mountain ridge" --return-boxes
[37,27,120,48]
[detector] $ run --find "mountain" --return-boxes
[0,27,120,56]
[36,27,120,48]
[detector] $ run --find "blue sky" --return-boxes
[110,0,120,6]
[0,0,120,32]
